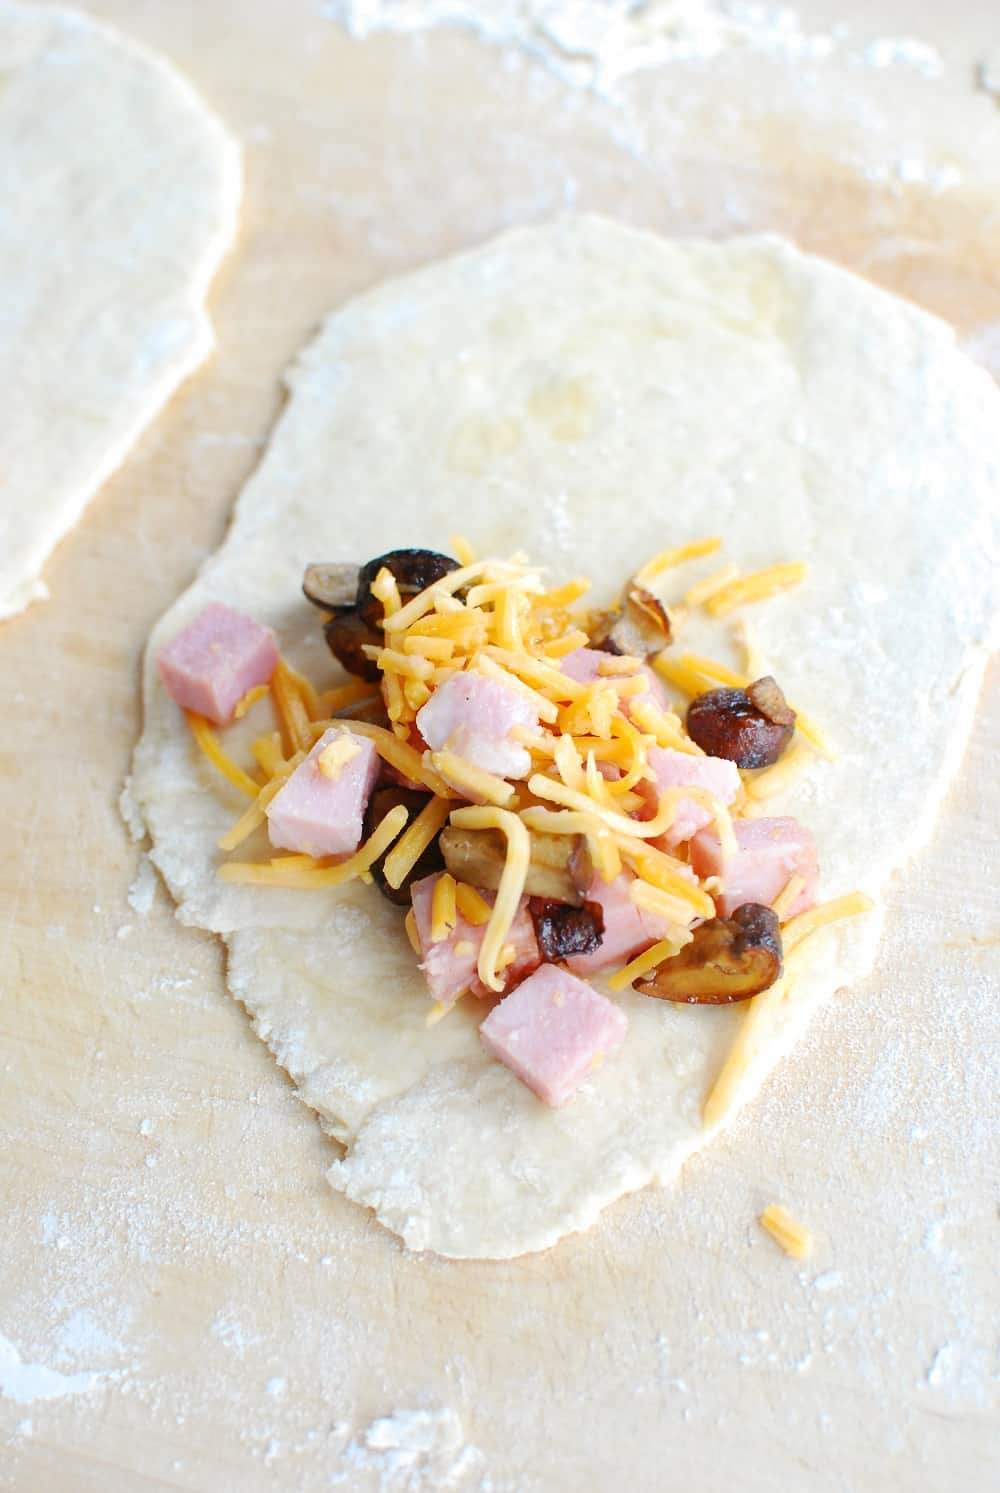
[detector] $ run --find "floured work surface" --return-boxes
[2,1,999,1490]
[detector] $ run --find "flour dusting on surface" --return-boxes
[334,1408,485,1491]
[0,1331,103,1406]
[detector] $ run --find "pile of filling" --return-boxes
[157,540,871,1110]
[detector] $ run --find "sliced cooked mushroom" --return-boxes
[591,582,672,658]
[365,787,444,904]
[686,680,795,768]
[439,826,592,906]
[634,903,783,1004]
[302,562,360,613]
[355,548,460,629]
[529,899,605,961]
[323,612,383,682]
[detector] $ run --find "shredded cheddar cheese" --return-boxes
[455,881,492,926]
[449,533,477,566]
[371,565,402,616]
[636,536,722,584]
[683,563,740,609]
[607,935,692,993]
[217,754,305,851]
[382,797,452,890]
[317,736,361,779]
[430,872,458,943]
[771,874,807,920]
[430,751,516,809]
[233,683,269,719]
[782,892,875,954]
[271,658,313,755]
[404,906,420,955]
[220,803,409,889]
[760,1204,813,1261]
[449,806,530,993]
[186,713,260,798]
[705,562,807,617]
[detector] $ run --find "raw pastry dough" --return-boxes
[0,2,240,620]
[131,218,999,1257]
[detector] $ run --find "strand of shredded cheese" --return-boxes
[251,731,287,779]
[454,881,492,926]
[683,563,740,609]
[636,536,722,584]
[760,1204,813,1261]
[607,934,692,993]
[771,874,807,920]
[702,977,789,1129]
[382,797,452,890]
[705,563,807,617]
[185,713,260,798]
[629,879,701,928]
[430,872,458,942]
[430,751,516,808]
[449,806,530,992]
[781,892,875,954]
[233,683,269,719]
[317,679,378,717]
[217,754,304,851]
[219,804,409,888]
[449,534,476,566]
[271,658,313,754]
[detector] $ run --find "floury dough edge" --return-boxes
[130,216,1000,1258]
[0,2,241,620]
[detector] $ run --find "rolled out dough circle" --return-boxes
[132,216,999,1257]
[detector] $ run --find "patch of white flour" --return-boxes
[334,1408,484,1491]
[0,1330,102,1405]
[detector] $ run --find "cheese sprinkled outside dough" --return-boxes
[760,1204,813,1260]
[636,535,722,584]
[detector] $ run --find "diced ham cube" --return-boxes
[560,646,668,717]
[690,816,819,918]
[640,746,741,848]
[416,671,538,780]
[566,870,680,977]
[265,727,379,858]
[480,963,628,1107]
[410,872,540,1007]
[157,602,279,725]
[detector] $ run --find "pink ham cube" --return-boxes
[157,602,278,725]
[559,646,668,717]
[265,727,379,858]
[480,963,628,1107]
[416,671,539,780]
[690,816,819,918]
[641,746,741,848]
[566,870,681,978]
[410,872,540,1007]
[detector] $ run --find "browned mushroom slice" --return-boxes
[323,612,383,682]
[529,899,605,961]
[439,827,592,906]
[302,562,360,613]
[365,787,444,904]
[634,903,783,1004]
[355,549,460,629]
[686,681,795,768]
[591,583,673,658]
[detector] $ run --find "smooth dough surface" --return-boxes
[0,2,240,620]
[131,217,999,1258]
